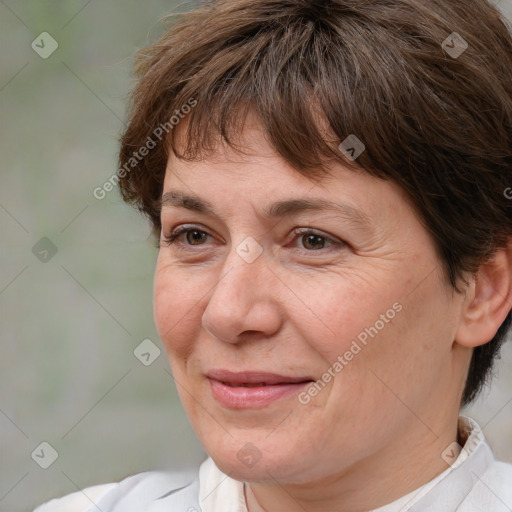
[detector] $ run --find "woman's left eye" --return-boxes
[160,226,343,252]
[294,230,337,251]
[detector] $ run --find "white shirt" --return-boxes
[34,416,512,511]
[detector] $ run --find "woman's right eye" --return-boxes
[160,226,213,249]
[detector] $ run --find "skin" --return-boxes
[153,114,512,512]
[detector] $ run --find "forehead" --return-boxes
[163,114,415,230]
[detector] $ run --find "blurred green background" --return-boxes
[1,1,511,511]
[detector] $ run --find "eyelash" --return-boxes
[160,225,344,254]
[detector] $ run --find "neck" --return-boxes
[245,412,460,512]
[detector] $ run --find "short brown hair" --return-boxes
[118,0,512,405]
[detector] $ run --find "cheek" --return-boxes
[153,262,206,360]
[325,268,456,409]
[296,266,450,400]
[286,269,397,360]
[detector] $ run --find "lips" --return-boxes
[206,369,314,409]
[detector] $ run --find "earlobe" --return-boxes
[455,241,512,348]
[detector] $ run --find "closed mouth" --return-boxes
[218,381,311,387]
[206,369,314,387]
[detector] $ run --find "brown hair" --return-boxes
[118,0,512,405]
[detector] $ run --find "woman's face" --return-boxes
[153,117,467,485]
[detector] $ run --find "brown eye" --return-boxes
[185,230,208,245]
[293,228,340,251]
[160,225,212,248]
[301,233,328,250]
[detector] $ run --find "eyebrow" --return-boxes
[160,190,372,229]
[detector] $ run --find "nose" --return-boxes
[201,247,283,344]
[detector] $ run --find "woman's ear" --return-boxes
[456,240,512,348]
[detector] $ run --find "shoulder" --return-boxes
[482,460,512,497]
[33,468,199,512]
[33,482,117,512]
[459,460,512,511]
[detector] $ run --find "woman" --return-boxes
[36,0,512,510]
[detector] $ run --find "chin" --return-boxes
[206,438,302,482]
[214,454,286,483]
